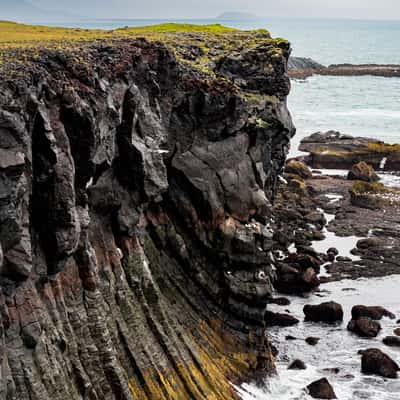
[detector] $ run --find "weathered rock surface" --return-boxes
[360,348,399,379]
[306,378,337,399]
[0,33,294,399]
[347,317,381,338]
[304,302,344,323]
[348,161,379,182]
[351,305,395,321]
[299,131,400,170]
[383,336,400,347]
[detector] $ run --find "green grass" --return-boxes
[0,21,240,49]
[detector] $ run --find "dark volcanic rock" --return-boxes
[265,311,300,327]
[348,317,381,338]
[306,378,337,399]
[288,359,307,370]
[304,302,344,323]
[360,348,399,379]
[0,33,294,399]
[383,336,400,347]
[269,297,291,306]
[352,305,396,320]
[306,336,320,346]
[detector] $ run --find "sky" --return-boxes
[4,0,400,20]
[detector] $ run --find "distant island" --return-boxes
[216,12,260,20]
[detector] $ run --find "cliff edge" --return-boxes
[0,23,294,399]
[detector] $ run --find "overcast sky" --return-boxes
[26,0,400,20]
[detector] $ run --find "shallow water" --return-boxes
[236,193,400,399]
[237,275,400,400]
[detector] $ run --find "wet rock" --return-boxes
[286,335,297,341]
[265,311,299,327]
[306,378,337,399]
[347,317,381,338]
[336,256,352,262]
[383,336,400,347]
[288,359,307,370]
[356,237,381,250]
[275,266,320,295]
[271,344,279,357]
[327,247,339,256]
[394,328,400,337]
[306,337,320,346]
[347,161,379,182]
[269,297,291,306]
[360,348,399,378]
[285,160,312,179]
[351,305,396,320]
[303,301,344,323]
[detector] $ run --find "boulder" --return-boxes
[394,328,400,337]
[303,302,343,323]
[306,337,320,346]
[383,336,400,347]
[306,378,337,399]
[288,359,307,370]
[360,348,399,378]
[285,160,312,179]
[269,297,291,306]
[347,161,379,182]
[356,238,381,250]
[347,317,381,338]
[265,311,299,327]
[299,131,400,170]
[327,247,338,256]
[351,305,395,320]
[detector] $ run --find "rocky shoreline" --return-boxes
[257,132,400,398]
[288,56,400,79]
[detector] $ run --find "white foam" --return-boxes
[238,275,400,400]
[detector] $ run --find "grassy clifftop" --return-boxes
[0,21,238,48]
[0,21,288,76]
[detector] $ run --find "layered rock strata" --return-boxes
[0,31,294,399]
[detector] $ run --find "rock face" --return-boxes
[306,378,337,399]
[0,32,294,399]
[299,131,400,170]
[304,302,344,323]
[360,348,399,379]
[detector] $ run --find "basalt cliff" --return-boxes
[0,26,294,399]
